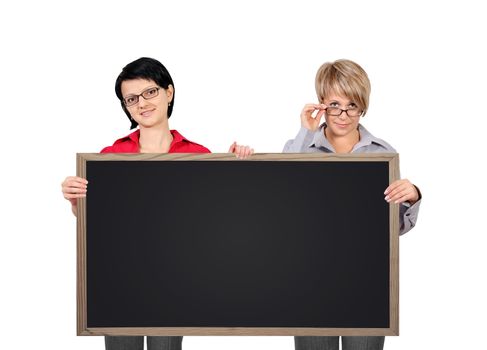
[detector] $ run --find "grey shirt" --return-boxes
[283,124,421,235]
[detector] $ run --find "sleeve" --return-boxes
[282,127,315,153]
[399,186,422,235]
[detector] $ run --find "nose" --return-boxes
[138,95,150,108]
[337,110,347,119]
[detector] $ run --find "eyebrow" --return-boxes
[328,100,356,106]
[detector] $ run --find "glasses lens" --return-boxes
[346,108,361,117]
[142,87,159,99]
[124,96,138,107]
[326,107,342,116]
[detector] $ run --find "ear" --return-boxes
[166,85,174,103]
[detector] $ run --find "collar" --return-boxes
[310,123,388,152]
[114,129,189,147]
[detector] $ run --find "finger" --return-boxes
[73,176,88,184]
[384,183,397,195]
[63,185,87,196]
[71,180,88,189]
[384,183,407,202]
[246,147,252,158]
[66,193,86,198]
[228,141,237,153]
[239,146,248,159]
[386,184,414,203]
[238,147,246,159]
[393,191,413,204]
[303,103,322,110]
[63,181,88,191]
[385,187,404,202]
[62,179,88,191]
[302,104,321,116]
[384,179,405,195]
[64,193,86,200]
[316,108,326,120]
[65,176,88,185]
[243,146,251,159]
[388,188,410,203]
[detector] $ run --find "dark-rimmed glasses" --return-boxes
[326,107,362,118]
[123,87,160,107]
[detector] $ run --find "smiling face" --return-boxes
[121,78,174,129]
[324,93,362,138]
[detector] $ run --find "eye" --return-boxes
[145,88,158,96]
[329,102,339,107]
[125,96,136,105]
[348,103,358,110]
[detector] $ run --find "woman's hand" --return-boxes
[62,176,88,207]
[301,103,327,131]
[384,179,419,205]
[228,142,254,159]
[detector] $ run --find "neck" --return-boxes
[138,122,173,153]
[325,127,360,154]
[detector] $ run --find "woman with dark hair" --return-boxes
[62,57,253,349]
[115,57,179,130]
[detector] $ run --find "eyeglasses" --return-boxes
[326,107,362,118]
[123,87,160,107]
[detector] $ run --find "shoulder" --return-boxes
[358,124,397,153]
[100,129,139,153]
[171,130,211,153]
[372,136,397,153]
[283,127,318,153]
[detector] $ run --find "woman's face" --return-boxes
[121,78,173,129]
[323,93,362,138]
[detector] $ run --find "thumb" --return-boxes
[228,141,237,153]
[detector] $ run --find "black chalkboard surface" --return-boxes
[76,153,399,336]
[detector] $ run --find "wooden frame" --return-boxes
[77,153,399,336]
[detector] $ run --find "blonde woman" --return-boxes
[284,59,421,350]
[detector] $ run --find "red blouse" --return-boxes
[100,129,210,154]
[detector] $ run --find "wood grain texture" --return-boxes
[77,152,397,162]
[389,154,400,336]
[76,152,400,336]
[80,327,399,336]
[76,154,87,336]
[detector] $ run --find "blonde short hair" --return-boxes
[315,59,371,115]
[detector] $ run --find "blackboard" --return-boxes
[76,153,399,336]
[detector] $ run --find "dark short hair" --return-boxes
[115,57,175,129]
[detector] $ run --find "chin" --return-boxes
[331,127,351,136]
[136,118,160,128]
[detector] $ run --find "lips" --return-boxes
[140,109,155,117]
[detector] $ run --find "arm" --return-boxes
[283,103,325,152]
[399,194,421,235]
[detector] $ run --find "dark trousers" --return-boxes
[295,336,385,350]
[105,336,183,350]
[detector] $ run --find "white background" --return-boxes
[1,1,486,349]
